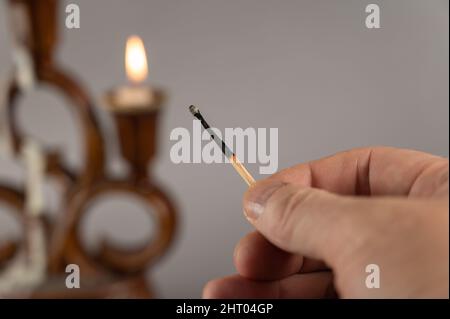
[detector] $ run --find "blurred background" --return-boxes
[0,0,448,298]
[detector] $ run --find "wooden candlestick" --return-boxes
[0,0,177,298]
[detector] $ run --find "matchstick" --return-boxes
[188,105,256,186]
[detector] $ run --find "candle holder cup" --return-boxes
[104,89,165,185]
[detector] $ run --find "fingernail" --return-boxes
[244,181,286,221]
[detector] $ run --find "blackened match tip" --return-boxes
[189,105,200,116]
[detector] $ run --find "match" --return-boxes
[188,105,256,187]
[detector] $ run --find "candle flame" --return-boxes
[125,35,148,83]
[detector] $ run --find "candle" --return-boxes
[107,35,156,111]
[22,139,45,216]
[0,139,47,293]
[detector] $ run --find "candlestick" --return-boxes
[0,0,177,297]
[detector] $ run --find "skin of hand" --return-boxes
[203,147,449,298]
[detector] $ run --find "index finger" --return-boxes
[270,146,448,197]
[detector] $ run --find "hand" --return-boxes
[203,147,449,298]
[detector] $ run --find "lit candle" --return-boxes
[108,35,156,111]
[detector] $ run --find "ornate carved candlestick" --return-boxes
[94,89,177,273]
[0,0,177,298]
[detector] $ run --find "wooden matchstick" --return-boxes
[189,105,256,186]
[229,154,256,186]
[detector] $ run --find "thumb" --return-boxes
[243,180,370,266]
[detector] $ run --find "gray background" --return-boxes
[0,0,448,298]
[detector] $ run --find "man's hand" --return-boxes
[203,147,449,298]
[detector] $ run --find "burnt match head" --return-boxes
[188,104,210,128]
[189,105,200,116]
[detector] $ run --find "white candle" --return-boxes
[114,85,154,108]
[22,140,46,216]
[111,35,155,110]
[9,2,36,91]
[0,139,47,293]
